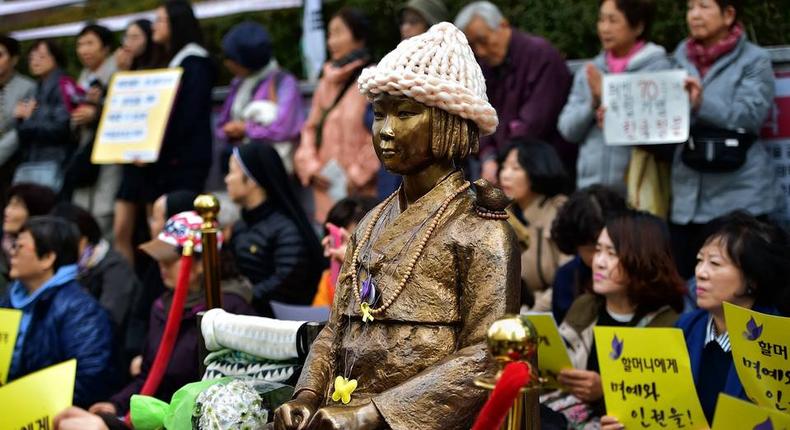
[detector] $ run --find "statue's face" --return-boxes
[371,93,433,175]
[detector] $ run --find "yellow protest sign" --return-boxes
[713,394,790,430]
[0,359,75,430]
[724,302,790,413]
[594,326,708,429]
[92,68,183,164]
[523,313,572,388]
[0,308,21,385]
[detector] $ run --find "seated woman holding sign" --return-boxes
[602,212,790,429]
[557,0,670,194]
[544,210,685,427]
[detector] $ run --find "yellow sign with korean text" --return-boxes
[0,308,21,385]
[724,302,790,414]
[524,312,573,388]
[0,359,75,430]
[594,326,708,429]
[92,68,183,164]
[713,394,790,430]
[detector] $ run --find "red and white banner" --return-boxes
[762,72,790,139]
[762,71,790,226]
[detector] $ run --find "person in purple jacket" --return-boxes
[454,1,574,184]
[216,21,305,173]
[88,210,257,417]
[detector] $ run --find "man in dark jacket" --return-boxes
[455,1,574,183]
[225,144,325,316]
[0,216,114,407]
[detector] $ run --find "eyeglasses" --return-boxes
[9,239,29,254]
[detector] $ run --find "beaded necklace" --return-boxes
[330,177,470,404]
[350,180,471,321]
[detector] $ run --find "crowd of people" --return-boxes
[0,0,789,428]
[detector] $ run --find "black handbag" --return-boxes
[680,124,756,173]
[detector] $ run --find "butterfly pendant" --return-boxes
[331,375,358,404]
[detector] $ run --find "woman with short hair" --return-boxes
[14,40,79,193]
[498,138,572,311]
[0,35,35,206]
[1,182,57,291]
[558,0,669,194]
[1,216,114,407]
[602,211,790,429]
[670,0,776,279]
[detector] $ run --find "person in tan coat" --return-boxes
[499,139,572,312]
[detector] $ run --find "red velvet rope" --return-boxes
[471,361,533,430]
[126,253,193,425]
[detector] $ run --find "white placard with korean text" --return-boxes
[603,70,689,145]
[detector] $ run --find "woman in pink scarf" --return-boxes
[294,8,380,225]
[667,0,776,282]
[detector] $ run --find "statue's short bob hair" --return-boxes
[430,107,479,162]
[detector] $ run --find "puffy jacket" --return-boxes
[0,277,114,407]
[231,202,323,315]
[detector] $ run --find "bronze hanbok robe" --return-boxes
[295,171,520,429]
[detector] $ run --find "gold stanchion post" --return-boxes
[475,315,542,430]
[194,194,221,377]
[194,194,222,310]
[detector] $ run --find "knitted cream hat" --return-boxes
[358,22,498,136]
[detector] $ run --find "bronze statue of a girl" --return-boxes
[274,22,519,430]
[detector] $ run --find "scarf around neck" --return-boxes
[605,40,646,74]
[686,23,743,77]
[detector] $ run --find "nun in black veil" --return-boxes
[227,143,327,316]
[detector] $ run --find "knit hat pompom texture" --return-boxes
[358,22,498,136]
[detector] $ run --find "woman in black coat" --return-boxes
[146,0,215,199]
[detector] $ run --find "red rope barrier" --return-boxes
[126,252,193,425]
[471,362,533,430]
